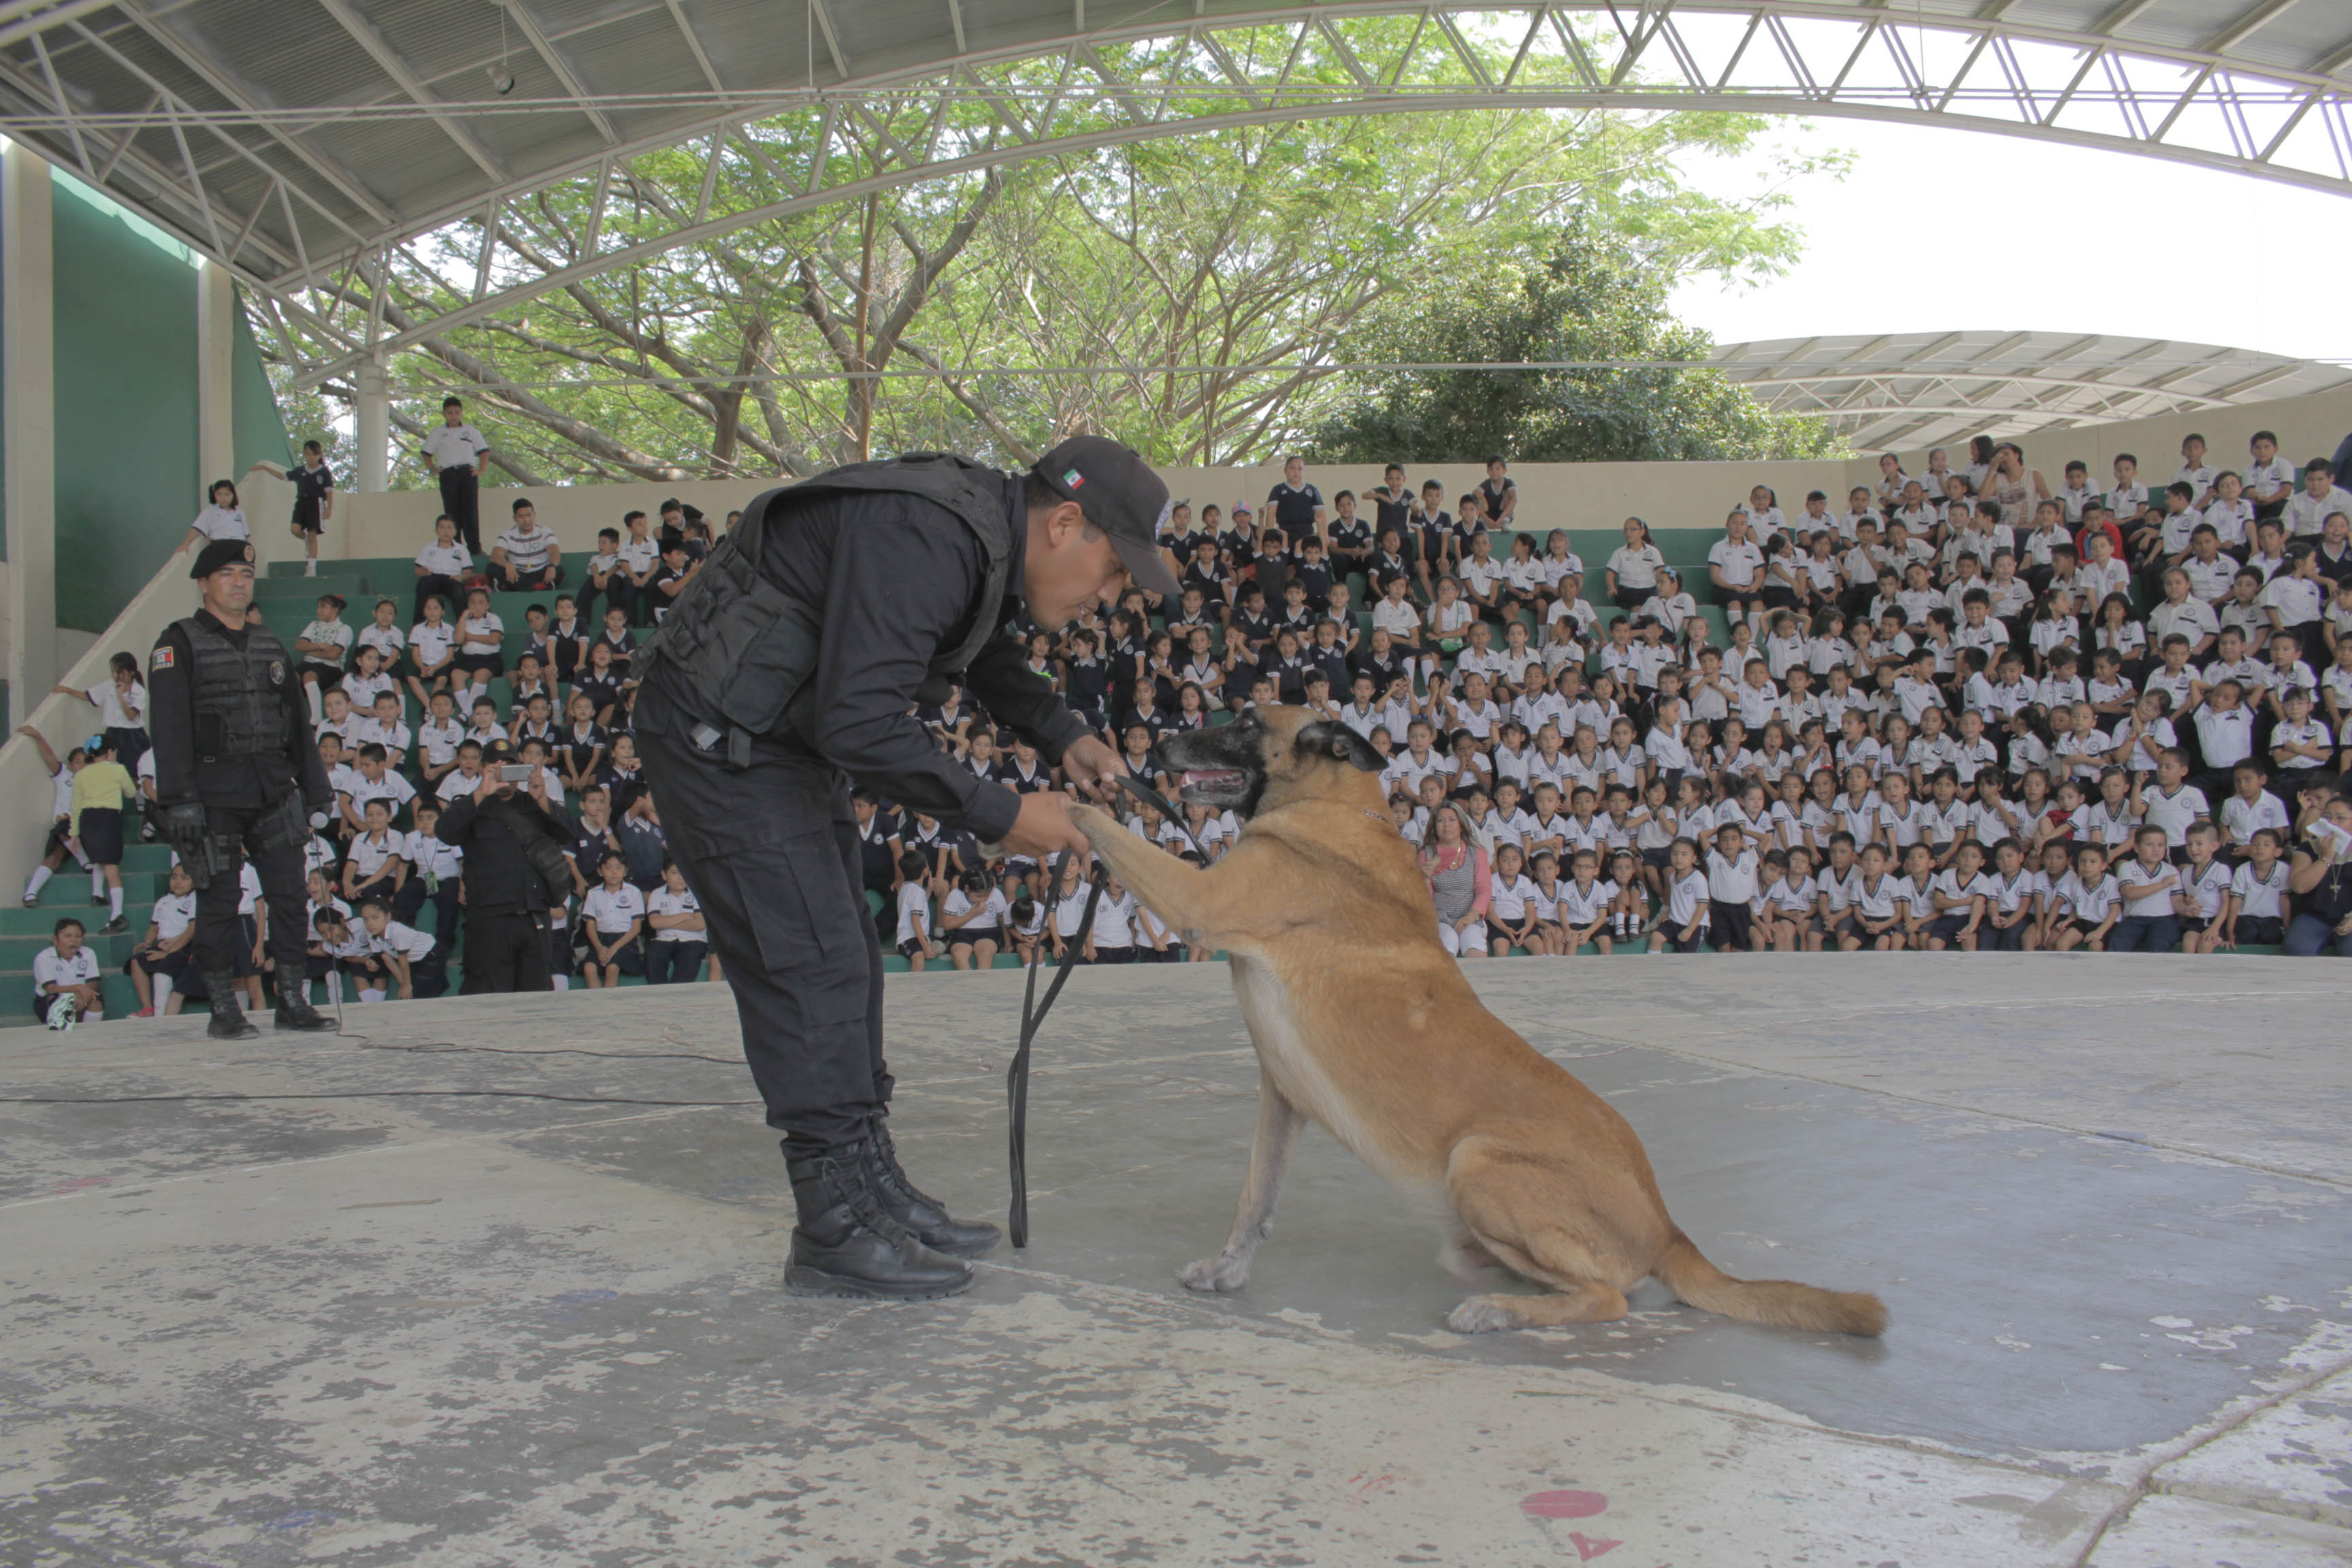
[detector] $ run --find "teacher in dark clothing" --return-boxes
[435,738,579,993]
[634,437,1179,1303]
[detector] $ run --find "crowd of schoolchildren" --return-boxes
[21,432,2352,1024]
[882,438,2352,966]
[20,489,738,1024]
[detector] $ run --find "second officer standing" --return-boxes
[146,538,339,1039]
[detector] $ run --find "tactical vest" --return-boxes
[638,454,1017,746]
[178,615,292,762]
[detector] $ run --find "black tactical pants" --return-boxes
[635,666,889,1154]
[461,912,551,994]
[192,798,310,998]
[438,466,481,555]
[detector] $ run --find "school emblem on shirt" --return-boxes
[151,646,176,670]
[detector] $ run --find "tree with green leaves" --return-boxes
[259,20,1840,482]
[1307,219,1838,466]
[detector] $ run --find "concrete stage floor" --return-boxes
[3,958,2349,1567]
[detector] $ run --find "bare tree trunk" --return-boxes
[853,193,878,461]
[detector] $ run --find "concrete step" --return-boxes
[0,970,142,1023]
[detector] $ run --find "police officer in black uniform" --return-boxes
[634,436,1180,1303]
[434,738,578,992]
[148,539,338,1040]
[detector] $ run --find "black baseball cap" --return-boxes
[1031,436,1181,599]
[189,538,256,580]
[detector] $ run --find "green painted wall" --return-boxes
[231,289,290,474]
[50,172,199,632]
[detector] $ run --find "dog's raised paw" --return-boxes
[1446,1296,1526,1334]
[1179,1254,1249,1293]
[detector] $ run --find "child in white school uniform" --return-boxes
[1047,857,1094,963]
[1484,843,1538,956]
[2217,760,2289,855]
[580,853,647,987]
[1703,827,1759,949]
[2107,825,2183,952]
[2221,828,2289,947]
[1085,875,1139,964]
[1844,841,1905,951]
[33,917,103,1026]
[2052,843,2123,951]
[1647,836,1711,953]
[2174,822,2233,954]
[938,866,1008,971]
[1555,848,1616,955]
[895,850,941,970]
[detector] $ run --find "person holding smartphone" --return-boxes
[432,738,578,992]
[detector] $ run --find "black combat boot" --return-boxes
[868,1120,1001,1258]
[203,973,258,1041]
[273,989,338,1032]
[784,1141,974,1301]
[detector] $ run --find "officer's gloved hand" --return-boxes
[308,802,332,831]
[163,802,210,871]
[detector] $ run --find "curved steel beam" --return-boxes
[281,90,2338,389]
[240,0,2352,389]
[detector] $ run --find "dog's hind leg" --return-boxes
[1447,1278,1629,1333]
[1440,1139,1634,1333]
[1437,1220,1503,1284]
[1179,1071,1305,1294]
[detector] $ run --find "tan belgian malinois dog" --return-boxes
[1070,705,1885,1337]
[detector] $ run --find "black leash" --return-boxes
[1004,769,1203,1248]
[1007,845,1102,1248]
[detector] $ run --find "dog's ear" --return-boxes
[1295,720,1384,773]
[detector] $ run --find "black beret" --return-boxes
[189,538,257,580]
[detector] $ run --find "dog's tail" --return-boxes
[1652,1230,1886,1337]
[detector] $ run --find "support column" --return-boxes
[3,140,56,729]
[195,258,235,484]
[355,359,389,493]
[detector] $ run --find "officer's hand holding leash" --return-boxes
[1056,732,1132,803]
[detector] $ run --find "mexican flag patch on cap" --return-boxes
[1062,468,1085,488]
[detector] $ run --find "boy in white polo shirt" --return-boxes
[1980,838,2036,951]
[579,853,646,988]
[1703,822,1759,951]
[2185,679,2256,801]
[2244,431,2294,523]
[2131,749,2209,860]
[2222,828,2289,946]
[2270,687,2333,808]
[2282,457,2350,540]
[2218,761,2289,855]
[357,898,447,1000]
[2174,822,2233,953]
[2053,843,2122,951]
[1844,841,1904,951]
[2108,826,2183,952]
